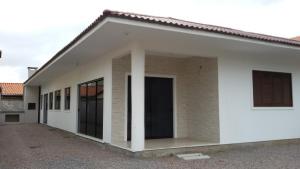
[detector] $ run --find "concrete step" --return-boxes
[177,153,210,160]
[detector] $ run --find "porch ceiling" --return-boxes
[25,17,300,86]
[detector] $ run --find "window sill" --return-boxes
[252,107,294,110]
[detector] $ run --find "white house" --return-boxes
[24,10,300,153]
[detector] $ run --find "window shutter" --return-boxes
[283,74,292,106]
[261,72,273,106]
[253,71,262,106]
[272,74,283,106]
[253,70,292,107]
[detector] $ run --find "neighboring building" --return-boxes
[0,68,39,124]
[24,10,300,153]
[0,83,24,123]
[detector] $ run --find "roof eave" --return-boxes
[24,10,300,86]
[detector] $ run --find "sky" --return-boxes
[0,0,299,82]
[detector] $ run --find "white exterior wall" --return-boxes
[218,54,300,144]
[35,42,300,147]
[39,55,110,134]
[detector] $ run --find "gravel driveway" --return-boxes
[1,124,300,169]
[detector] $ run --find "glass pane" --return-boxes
[96,79,104,139]
[86,82,97,137]
[79,84,87,134]
[65,87,71,109]
[55,90,61,109]
[49,92,53,109]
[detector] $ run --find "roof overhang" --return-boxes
[24,11,300,86]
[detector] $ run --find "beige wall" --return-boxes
[112,55,219,144]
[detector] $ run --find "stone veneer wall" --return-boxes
[112,55,219,144]
[185,57,219,142]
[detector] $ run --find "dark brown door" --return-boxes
[127,76,174,140]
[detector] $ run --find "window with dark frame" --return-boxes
[49,92,53,110]
[78,78,104,139]
[54,90,61,110]
[28,103,36,110]
[64,87,71,110]
[252,70,293,107]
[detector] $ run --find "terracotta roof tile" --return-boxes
[291,36,300,41]
[0,83,23,96]
[104,10,300,47]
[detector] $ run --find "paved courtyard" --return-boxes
[1,124,300,169]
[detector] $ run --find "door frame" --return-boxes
[124,73,177,141]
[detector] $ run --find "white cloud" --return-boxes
[0,0,299,82]
[0,66,23,82]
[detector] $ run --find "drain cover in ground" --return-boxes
[177,153,210,160]
[29,145,41,149]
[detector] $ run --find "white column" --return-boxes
[103,57,112,143]
[131,44,145,151]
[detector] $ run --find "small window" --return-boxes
[64,87,71,110]
[49,92,53,110]
[28,103,36,110]
[253,70,293,107]
[55,90,61,110]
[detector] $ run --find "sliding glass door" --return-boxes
[78,78,103,139]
